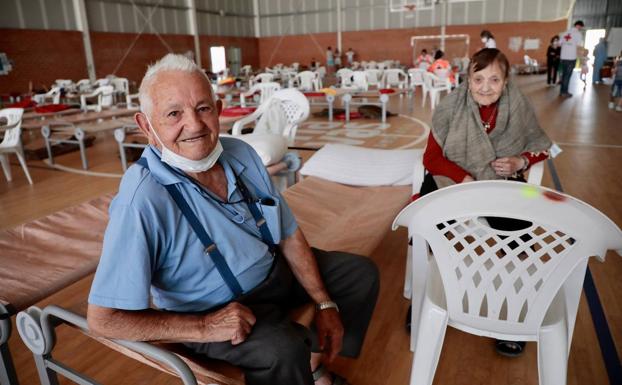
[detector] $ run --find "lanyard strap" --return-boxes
[136,157,243,297]
[234,173,276,251]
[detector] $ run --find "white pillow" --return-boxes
[224,133,287,166]
[300,144,418,186]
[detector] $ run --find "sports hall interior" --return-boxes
[1,0,621,384]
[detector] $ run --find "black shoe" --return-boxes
[495,340,526,357]
[405,305,412,333]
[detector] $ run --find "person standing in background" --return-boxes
[558,20,585,98]
[480,30,496,49]
[326,46,334,71]
[593,37,608,84]
[346,48,355,67]
[334,49,342,70]
[546,36,561,86]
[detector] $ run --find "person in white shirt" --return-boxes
[558,20,585,97]
[480,30,496,49]
[346,48,355,67]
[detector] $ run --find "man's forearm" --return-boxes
[87,305,206,342]
[87,301,255,345]
[279,228,332,304]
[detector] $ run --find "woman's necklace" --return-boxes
[481,102,498,131]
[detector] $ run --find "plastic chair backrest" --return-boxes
[337,69,354,87]
[409,68,425,85]
[434,68,450,80]
[295,71,316,91]
[365,69,381,85]
[253,73,275,84]
[247,88,310,145]
[98,85,115,107]
[384,69,405,86]
[76,79,92,92]
[418,62,430,70]
[423,71,436,89]
[245,82,281,105]
[112,78,129,94]
[393,181,622,336]
[95,78,111,87]
[351,71,369,91]
[0,108,24,148]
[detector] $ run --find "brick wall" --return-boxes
[259,20,568,69]
[0,29,259,94]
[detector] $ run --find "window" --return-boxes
[210,46,226,74]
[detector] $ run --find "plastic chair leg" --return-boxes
[410,298,448,385]
[15,151,33,185]
[404,244,412,299]
[0,154,11,182]
[537,319,568,385]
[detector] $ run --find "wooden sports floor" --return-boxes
[1,72,621,385]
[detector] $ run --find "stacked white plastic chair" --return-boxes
[241,65,253,78]
[240,82,281,108]
[290,71,320,92]
[249,73,275,87]
[408,68,426,96]
[32,86,61,105]
[365,69,382,89]
[232,88,310,146]
[0,108,32,185]
[393,180,622,385]
[350,71,369,91]
[111,77,130,104]
[382,68,408,89]
[314,67,326,88]
[80,85,114,112]
[75,79,92,93]
[422,72,452,110]
[336,68,354,88]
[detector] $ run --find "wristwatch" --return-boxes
[316,300,339,312]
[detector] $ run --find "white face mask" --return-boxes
[145,115,223,173]
[481,38,488,43]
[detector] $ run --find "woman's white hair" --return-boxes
[138,53,210,118]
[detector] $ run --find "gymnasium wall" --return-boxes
[0,29,259,95]
[258,19,568,69]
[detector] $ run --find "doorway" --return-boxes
[210,46,227,75]
[227,47,242,77]
[584,29,606,79]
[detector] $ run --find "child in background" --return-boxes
[609,51,622,112]
[578,48,589,89]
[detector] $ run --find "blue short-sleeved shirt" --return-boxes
[88,137,298,312]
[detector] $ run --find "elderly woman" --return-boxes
[418,48,552,357]
[423,48,551,190]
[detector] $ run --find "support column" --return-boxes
[253,0,261,38]
[336,0,342,52]
[440,0,447,52]
[72,0,96,82]
[186,0,201,68]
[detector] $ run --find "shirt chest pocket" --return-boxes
[257,196,282,243]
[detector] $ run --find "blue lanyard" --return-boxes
[136,157,275,297]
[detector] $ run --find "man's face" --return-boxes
[139,70,221,161]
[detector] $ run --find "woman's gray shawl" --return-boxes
[431,82,552,181]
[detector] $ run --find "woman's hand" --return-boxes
[491,157,526,177]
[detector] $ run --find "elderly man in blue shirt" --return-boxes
[87,53,379,385]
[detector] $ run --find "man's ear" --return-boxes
[135,112,154,143]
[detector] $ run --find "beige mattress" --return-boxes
[0,195,112,311]
[1,176,411,384]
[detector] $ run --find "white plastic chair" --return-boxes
[76,79,92,93]
[33,86,61,105]
[406,152,545,300]
[336,68,354,88]
[290,71,319,91]
[111,77,129,100]
[240,82,281,108]
[422,72,450,110]
[94,78,111,87]
[408,68,425,95]
[0,108,32,185]
[241,65,253,78]
[250,73,275,87]
[80,85,114,112]
[232,88,310,146]
[365,69,382,89]
[382,68,408,89]
[393,180,622,385]
[350,71,369,91]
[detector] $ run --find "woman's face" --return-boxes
[468,61,506,106]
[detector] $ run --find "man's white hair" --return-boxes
[138,53,210,118]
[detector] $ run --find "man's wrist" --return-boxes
[316,300,339,312]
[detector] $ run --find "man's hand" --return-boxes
[491,156,525,177]
[315,308,344,362]
[203,302,256,345]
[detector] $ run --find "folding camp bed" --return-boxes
[7,171,411,384]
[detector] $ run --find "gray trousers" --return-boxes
[185,248,380,385]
